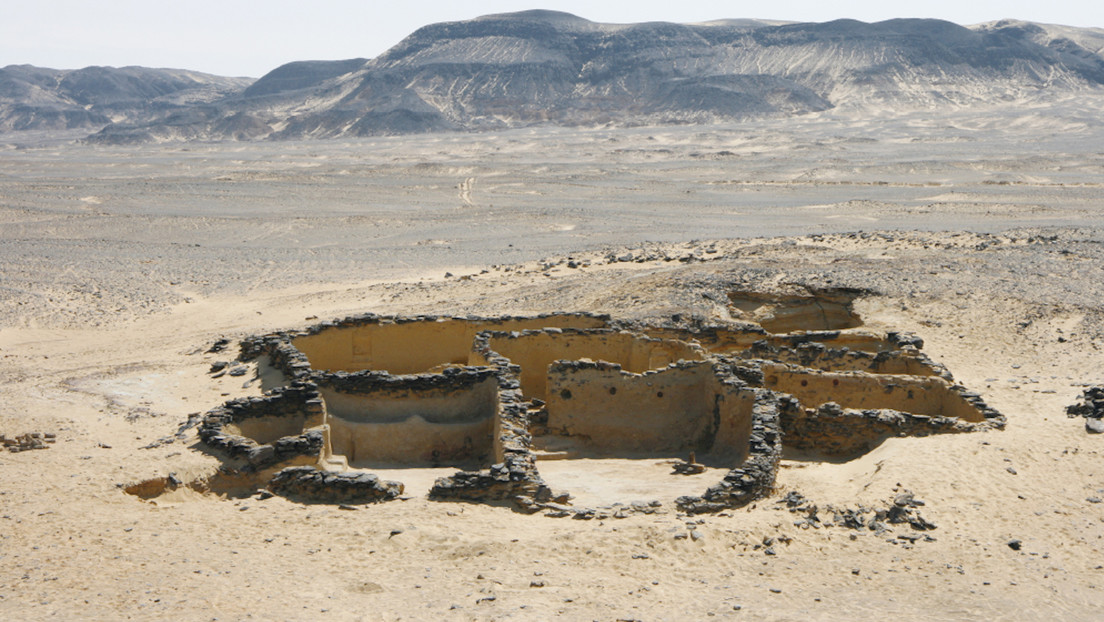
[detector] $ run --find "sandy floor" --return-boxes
[3,105,1104,620]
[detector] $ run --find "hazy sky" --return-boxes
[4,1,1102,77]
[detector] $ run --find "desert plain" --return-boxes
[2,99,1104,620]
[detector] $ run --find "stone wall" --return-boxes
[186,308,1005,514]
[677,390,785,514]
[290,313,609,374]
[474,328,705,401]
[197,383,326,472]
[316,368,500,467]
[544,360,736,457]
[760,363,992,422]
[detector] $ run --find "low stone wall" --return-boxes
[638,323,923,357]
[289,313,610,374]
[639,324,768,353]
[759,362,1000,424]
[677,390,784,514]
[198,383,326,472]
[782,402,983,457]
[268,466,403,504]
[474,328,705,401]
[316,368,499,466]
[428,348,555,510]
[737,340,951,379]
[763,329,924,354]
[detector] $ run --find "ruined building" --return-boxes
[150,288,1004,514]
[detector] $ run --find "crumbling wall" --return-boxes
[185,306,1004,514]
[475,329,704,401]
[545,361,714,454]
[292,313,608,374]
[316,369,499,467]
[198,383,326,472]
[677,390,784,514]
[782,402,982,457]
[641,325,767,353]
[639,324,919,357]
[764,330,922,354]
[738,341,950,379]
[761,363,986,422]
[543,360,754,461]
[429,351,556,509]
[268,466,404,504]
[1067,387,1104,434]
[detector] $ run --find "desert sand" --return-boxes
[2,104,1104,620]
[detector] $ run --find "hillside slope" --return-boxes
[13,11,1104,142]
[0,65,252,132]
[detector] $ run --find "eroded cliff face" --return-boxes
[0,65,253,133]
[72,11,1104,143]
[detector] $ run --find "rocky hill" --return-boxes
[0,65,253,132]
[9,11,1104,142]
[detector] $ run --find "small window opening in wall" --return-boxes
[560,389,573,399]
[609,387,617,395]
[656,391,664,398]
[801,380,808,387]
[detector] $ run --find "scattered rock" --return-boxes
[2,432,56,452]
[206,338,231,353]
[672,453,706,475]
[1065,387,1104,434]
[1008,539,1023,551]
[777,489,936,537]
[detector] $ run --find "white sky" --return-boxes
[3,1,1102,78]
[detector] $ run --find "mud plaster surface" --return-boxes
[3,106,1104,620]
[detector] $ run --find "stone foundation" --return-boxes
[179,299,1003,513]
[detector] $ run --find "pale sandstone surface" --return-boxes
[2,110,1104,620]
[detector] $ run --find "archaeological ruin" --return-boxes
[138,288,1005,515]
